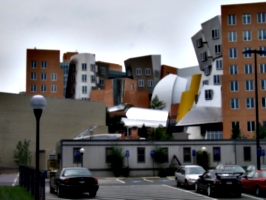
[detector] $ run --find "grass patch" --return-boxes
[0,186,33,200]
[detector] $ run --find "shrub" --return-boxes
[107,146,125,177]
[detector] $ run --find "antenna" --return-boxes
[73,126,97,140]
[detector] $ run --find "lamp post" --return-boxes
[80,148,85,167]
[30,95,46,200]
[242,49,266,170]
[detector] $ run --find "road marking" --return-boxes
[12,173,19,186]
[242,193,264,200]
[143,178,153,182]
[162,184,218,200]
[116,178,125,183]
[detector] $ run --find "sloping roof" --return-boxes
[176,106,222,126]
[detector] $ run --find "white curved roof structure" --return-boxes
[151,74,187,111]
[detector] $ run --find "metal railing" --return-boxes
[19,165,46,200]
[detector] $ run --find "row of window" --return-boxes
[229,63,266,75]
[230,47,266,58]
[228,12,266,25]
[72,146,252,164]
[30,72,57,81]
[138,79,153,87]
[228,30,266,41]
[30,84,57,92]
[230,97,266,109]
[136,68,152,76]
[230,79,266,91]
[31,61,47,69]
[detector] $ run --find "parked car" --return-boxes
[175,165,205,189]
[246,164,266,173]
[241,169,266,196]
[195,169,243,197]
[50,167,99,198]
[216,164,246,174]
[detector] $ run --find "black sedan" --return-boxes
[195,169,243,197]
[50,167,99,198]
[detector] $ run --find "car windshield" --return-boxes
[224,166,245,173]
[186,167,205,174]
[63,169,92,177]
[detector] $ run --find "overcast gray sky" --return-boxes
[0,0,265,94]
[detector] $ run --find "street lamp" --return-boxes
[80,148,85,167]
[243,49,266,170]
[30,95,46,200]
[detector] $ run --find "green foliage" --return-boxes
[150,95,166,110]
[196,150,210,170]
[138,124,149,138]
[148,125,173,140]
[107,114,125,133]
[0,186,33,200]
[152,146,167,164]
[258,123,266,139]
[13,140,32,166]
[231,123,241,139]
[107,146,126,177]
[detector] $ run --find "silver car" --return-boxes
[175,165,205,188]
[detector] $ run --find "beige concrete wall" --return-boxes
[0,92,107,170]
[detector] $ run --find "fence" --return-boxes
[19,165,46,200]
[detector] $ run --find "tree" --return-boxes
[258,123,266,139]
[147,125,173,140]
[13,139,32,166]
[107,146,126,177]
[138,124,149,139]
[231,123,241,139]
[150,95,166,110]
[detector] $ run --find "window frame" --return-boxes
[230,81,238,92]
[244,146,251,161]
[231,98,239,109]
[137,147,145,163]
[183,147,191,163]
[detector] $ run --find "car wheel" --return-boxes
[89,191,97,197]
[195,182,200,193]
[185,180,189,189]
[50,185,55,194]
[176,178,181,187]
[207,186,214,197]
[255,186,261,197]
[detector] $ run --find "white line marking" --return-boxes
[242,193,264,200]
[12,173,19,186]
[143,178,153,182]
[162,184,218,200]
[116,178,125,183]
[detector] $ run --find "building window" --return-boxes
[71,75,75,82]
[259,47,266,57]
[73,148,81,164]
[90,64,96,72]
[51,73,57,81]
[243,30,251,41]
[245,80,254,91]
[212,29,219,39]
[202,80,209,85]
[230,65,238,75]
[204,65,211,76]
[228,31,237,42]
[41,73,46,80]
[245,64,253,74]
[82,63,87,71]
[262,97,266,108]
[196,38,203,47]
[230,81,238,92]
[216,60,223,70]
[232,121,240,130]
[213,147,221,162]
[137,148,145,163]
[243,47,252,58]
[136,68,142,76]
[82,74,87,82]
[214,75,221,85]
[183,147,191,162]
[41,61,47,69]
[200,52,207,61]
[145,68,151,76]
[261,80,266,90]
[99,78,104,86]
[31,61,37,69]
[228,14,236,25]
[30,84,36,92]
[244,147,251,161]
[100,67,106,75]
[246,98,254,109]
[82,86,87,94]
[155,70,159,77]
[31,72,36,80]
[41,85,46,92]
[138,79,144,87]
[51,85,57,93]
[231,98,239,109]
[229,48,237,58]
[147,80,153,87]
[247,121,255,132]
[258,29,266,40]
[91,75,96,83]
[258,12,266,23]
[242,14,251,24]
[205,89,213,100]
[130,83,134,90]
[215,45,221,54]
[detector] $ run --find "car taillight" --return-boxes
[94,178,98,184]
[214,180,221,184]
[64,178,69,184]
